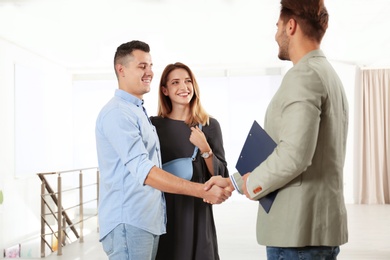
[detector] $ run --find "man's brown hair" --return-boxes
[280,0,329,42]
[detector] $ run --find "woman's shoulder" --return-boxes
[151,116,189,129]
[208,117,220,127]
[150,115,158,120]
[203,117,222,133]
[150,115,163,124]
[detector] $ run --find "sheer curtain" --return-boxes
[356,68,390,204]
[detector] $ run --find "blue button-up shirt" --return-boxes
[95,89,165,240]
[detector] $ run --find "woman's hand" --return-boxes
[189,125,210,153]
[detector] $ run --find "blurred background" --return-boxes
[1,0,389,258]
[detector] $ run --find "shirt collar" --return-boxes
[297,49,325,65]
[115,89,144,107]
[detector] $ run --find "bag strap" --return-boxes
[191,124,202,161]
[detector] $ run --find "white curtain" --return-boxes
[356,68,390,204]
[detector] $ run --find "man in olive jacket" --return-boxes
[205,0,348,258]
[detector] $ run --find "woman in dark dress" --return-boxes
[150,62,229,260]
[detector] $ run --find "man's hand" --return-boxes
[203,176,234,204]
[203,184,232,204]
[204,176,234,192]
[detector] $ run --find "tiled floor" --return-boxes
[18,200,390,259]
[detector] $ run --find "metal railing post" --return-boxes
[79,170,84,243]
[40,181,46,258]
[57,173,62,256]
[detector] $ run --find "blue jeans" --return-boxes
[266,246,340,260]
[101,223,160,260]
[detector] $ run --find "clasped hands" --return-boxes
[202,173,253,204]
[202,176,235,204]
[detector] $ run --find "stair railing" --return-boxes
[37,167,99,257]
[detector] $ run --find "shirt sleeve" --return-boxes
[100,107,155,185]
[230,172,244,195]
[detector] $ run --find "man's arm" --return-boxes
[144,166,232,204]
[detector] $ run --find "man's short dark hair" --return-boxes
[113,40,150,76]
[280,0,328,42]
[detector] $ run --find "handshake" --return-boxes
[202,176,235,205]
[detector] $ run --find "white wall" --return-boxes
[0,38,74,257]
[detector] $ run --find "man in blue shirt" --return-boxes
[95,40,232,260]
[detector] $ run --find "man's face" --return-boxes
[275,17,290,61]
[119,49,154,99]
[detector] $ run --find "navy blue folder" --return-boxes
[235,120,278,213]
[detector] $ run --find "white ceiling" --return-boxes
[1,0,389,74]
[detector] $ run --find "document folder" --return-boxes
[235,120,278,213]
